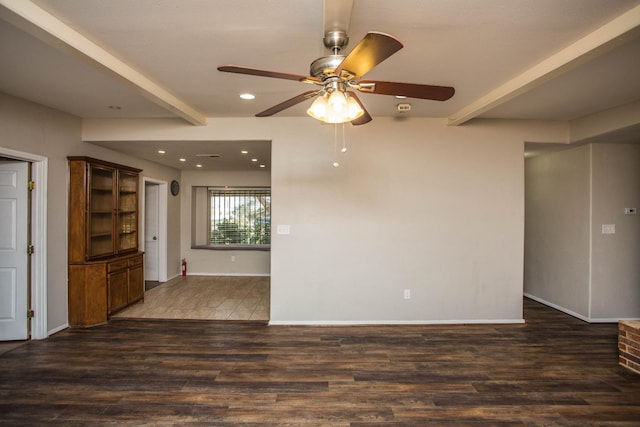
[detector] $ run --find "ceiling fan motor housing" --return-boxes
[310,55,345,79]
[323,30,349,53]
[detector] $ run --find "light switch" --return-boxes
[602,224,616,234]
[277,225,291,235]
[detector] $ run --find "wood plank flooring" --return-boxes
[1,298,639,426]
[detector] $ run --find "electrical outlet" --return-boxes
[403,289,411,300]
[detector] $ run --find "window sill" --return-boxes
[191,245,270,251]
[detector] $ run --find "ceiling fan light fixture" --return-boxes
[307,94,328,121]
[346,95,364,120]
[306,91,364,124]
[327,89,347,112]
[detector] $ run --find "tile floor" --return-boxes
[112,275,270,321]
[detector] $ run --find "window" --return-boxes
[208,187,270,248]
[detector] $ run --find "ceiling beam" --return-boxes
[569,100,640,143]
[447,4,640,126]
[324,0,353,34]
[0,0,207,125]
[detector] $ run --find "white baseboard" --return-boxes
[186,273,270,277]
[587,316,640,323]
[47,322,69,336]
[269,318,525,326]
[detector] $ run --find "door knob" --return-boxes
[153,236,157,240]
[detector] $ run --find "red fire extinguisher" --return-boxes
[181,259,187,276]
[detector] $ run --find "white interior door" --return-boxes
[144,183,159,282]
[0,160,29,341]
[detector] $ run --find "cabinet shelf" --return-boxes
[90,232,113,238]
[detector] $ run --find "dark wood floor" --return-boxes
[1,298,639,426]
[145,280,162,291]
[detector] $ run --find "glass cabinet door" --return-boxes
[88,165,115,258]
[118,171,138,252]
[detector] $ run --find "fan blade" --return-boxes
[357,80,455,101]
[218,65,320,84]
[348,92,372,126]
[334,32,403,80]
[256,90,322,117]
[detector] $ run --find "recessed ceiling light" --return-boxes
[158,150,166,154]
[179,158,186,162]
[251,158,258,162]
[259,164,266,168]
[240,93,255,100]
[241,150,249,154]
[196,164,202,168]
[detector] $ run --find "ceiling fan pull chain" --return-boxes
[333,124,340,168]
[341,123,347,153]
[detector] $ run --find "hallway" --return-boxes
[112,275,269,321]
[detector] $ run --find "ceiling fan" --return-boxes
[218,29,455,125]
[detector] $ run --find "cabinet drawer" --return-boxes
[128,256,143,267]
[107,259,128,273]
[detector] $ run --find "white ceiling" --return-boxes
[1,0,639,169]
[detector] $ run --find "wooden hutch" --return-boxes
[67,157,144,327]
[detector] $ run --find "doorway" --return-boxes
[144,182,159,282]
[141,178,168,286]
[0,159,29,340]
[0,147,47,340]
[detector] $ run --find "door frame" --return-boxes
[0,147,47,339]
[140,177,167,282]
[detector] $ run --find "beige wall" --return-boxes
[270,118,525,322]
[591,143,640,319]
[181,169,271,276]
[525,143,640,321]
[85,116,528,323]
[0,92,181,333]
